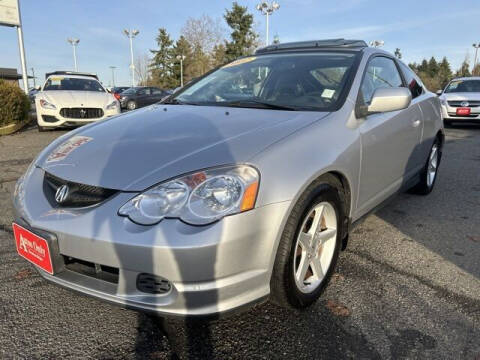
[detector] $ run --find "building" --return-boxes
[0,67,32,87]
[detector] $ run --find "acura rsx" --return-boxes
[13,39,443,317]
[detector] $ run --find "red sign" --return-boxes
[12,223,53,274]
[456,107,471,116]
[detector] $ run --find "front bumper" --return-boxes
[36,107,120,128]
[441,104,480,122]
[13,167,290,317]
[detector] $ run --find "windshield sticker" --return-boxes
[46,136,92,163]
[223,57,256,69]
[321,89,335,99]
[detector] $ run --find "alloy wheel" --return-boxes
[427,143,438,187]
[293,202,337,294]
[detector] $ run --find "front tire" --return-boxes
[270,176,344,309]
[127,100,137,110]
[38,125,46,132]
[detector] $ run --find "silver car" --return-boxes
[12,39,443,317]
[438,77,480,126]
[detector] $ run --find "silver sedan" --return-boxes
[12,39,443,317]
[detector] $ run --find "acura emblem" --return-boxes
[55,185,69,203]
[461,101,469,107]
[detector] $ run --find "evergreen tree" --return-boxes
[172,36,194,87]
[224,2,258,61]
[455,57,471,78]
[427,57,439,77]
[150,28,176,88]
[394,48,402,59]
[438,57,453,89]
[418,59,429,73]
[212,43,227,67]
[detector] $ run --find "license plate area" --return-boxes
[13,223,54,274]
[456,107,471,116]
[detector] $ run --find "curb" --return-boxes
[0,118,31,136]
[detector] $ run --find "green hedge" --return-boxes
[0,80,30,127]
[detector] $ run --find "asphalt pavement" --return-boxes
[0,124,479,359]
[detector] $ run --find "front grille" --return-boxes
[137,273,172,294]
[63,256,119,284]
[60,107,104,119]
[44,171,118,207]
[41,115,59,123]
[447,100,480,108]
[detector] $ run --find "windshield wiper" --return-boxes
[161,98,199,105]
[223,100,298,111]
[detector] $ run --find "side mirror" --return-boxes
[357,87,412,118]
[436,90,443,96]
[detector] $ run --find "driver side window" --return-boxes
[361,57,403,104]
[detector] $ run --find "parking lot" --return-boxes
[0,125,479,359]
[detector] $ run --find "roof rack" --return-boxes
[45,71,98,80]
[255,39,368,54]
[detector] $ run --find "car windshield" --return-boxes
[43,77,105,92]
[444,79,480,93]
[172,52,358,111]
[122,88,137,94]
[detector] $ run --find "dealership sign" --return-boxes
[0,0,20,27]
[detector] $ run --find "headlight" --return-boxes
[119,165,260,225]
[39,99,56,110]
[106,100,118,110]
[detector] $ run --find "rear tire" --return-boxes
[410,137,441,195]
[270,175,345,309]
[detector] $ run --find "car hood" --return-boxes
[38,91,115,108]
[441,92,480,101]
[36,105,329,191]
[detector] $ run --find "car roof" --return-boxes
[450,76,480,81]
[45,71,98,80]
[255,39,368,55]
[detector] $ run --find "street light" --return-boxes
[176,55,186,88]
[369,40,384,48]
[67,38,80,71]
[109,66,117,87]
[123,29,139,87]
[473,43,480,76]
[256,1,280,46]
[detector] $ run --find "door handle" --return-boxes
[412,119,421,127]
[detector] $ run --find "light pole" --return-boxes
[109,66,117,87]
[473,43,480,76]
[176,55,186,87]
[123,29,139,87]
[256,1,280,46]
[31,67,36,88]
[369,40,384,48]
[67,38,80,71]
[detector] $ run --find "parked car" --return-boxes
[34,71,121,131]
[119,86,169,110]
[437,77,480,126]
[110,86,130,101]
[12,39,443,317]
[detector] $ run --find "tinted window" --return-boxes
[137,88,151,95]
[399,62,424,99]
[43,77,105,92]
[152,88,164,95]
[174,52,359,111]
[361,57,403,104]
[445,79,480,93]
[122,88,137,94]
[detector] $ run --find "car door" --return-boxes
[136,88,150,107]
[150,88,165,103]
[357,56,423,215]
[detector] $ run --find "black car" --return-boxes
[119,87,169,110]
[111,86,130,101]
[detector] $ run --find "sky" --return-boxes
[1,0,480,89]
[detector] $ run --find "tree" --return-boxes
[455,56,471,78]
[438,57,453,89]
[473,63,480,76]
[181,15,224,54]
[172,36,194,87]
[224,2,259,62]
[394,48,402,59]
[427,57,439,77]
[150,28,176,88]
[134,54,151,86]
[211,43,227,67]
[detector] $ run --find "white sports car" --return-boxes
[35,71,121,131]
